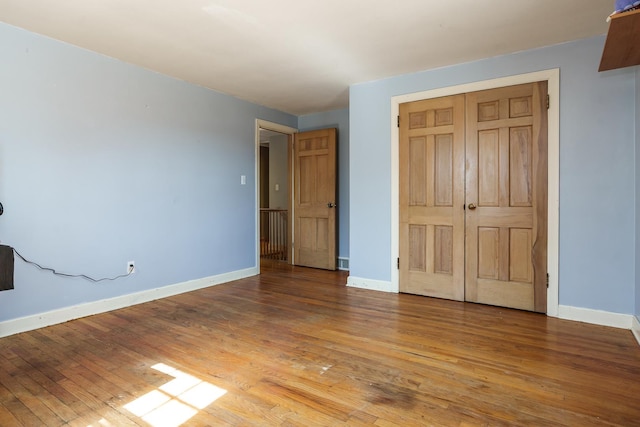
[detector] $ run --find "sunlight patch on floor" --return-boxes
[87,418,113,426]
[123,363,227,427]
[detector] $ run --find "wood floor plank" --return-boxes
[0,261,639,426]
[0,394,45,426]
[0,350,79,424]
[0,404,22,426]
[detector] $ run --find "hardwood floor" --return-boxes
[1,261,639,426]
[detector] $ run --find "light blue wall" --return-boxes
[0,23,296,322]
[350,36,637,314]
[298,109,349,260]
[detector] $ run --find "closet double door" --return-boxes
[399,82,548,312]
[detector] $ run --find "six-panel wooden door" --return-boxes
[399,95,465,300]
[294,129,337,270]
[399,82,548,312]
[465,82,547,312]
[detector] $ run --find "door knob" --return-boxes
[468,203,477,210]
[327,203,336,208]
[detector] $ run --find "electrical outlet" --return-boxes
[127,261,135,274]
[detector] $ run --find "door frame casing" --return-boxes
[390,69,560,317]
[255,119,297,273]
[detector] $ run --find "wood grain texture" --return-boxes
[599,8,640,71]
[1,261,639,426]
[465,82,547,312]
[399,95,465,301]
[294,129,337,270]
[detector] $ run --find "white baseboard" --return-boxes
[557,305,634,330]
[632,316,640,346]
[0,266,258,339]
[347,276,396,292]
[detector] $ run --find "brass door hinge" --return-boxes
[546,94,550,110]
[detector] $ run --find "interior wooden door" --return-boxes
[465,82,548,312]
[294,128,337,270]
[399,95,466,300]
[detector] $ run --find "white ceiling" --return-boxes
[0,1,612,115]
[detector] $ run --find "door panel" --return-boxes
[399,95,465,300]
[465,82,547,312]
[294,128,337,270]
[477,130,500,206]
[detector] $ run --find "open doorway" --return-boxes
[259,129,291,262]
[255,120,338,272]
[255,120,297,269]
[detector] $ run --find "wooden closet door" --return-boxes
[464,82,548,312]
[399,95,466,300]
